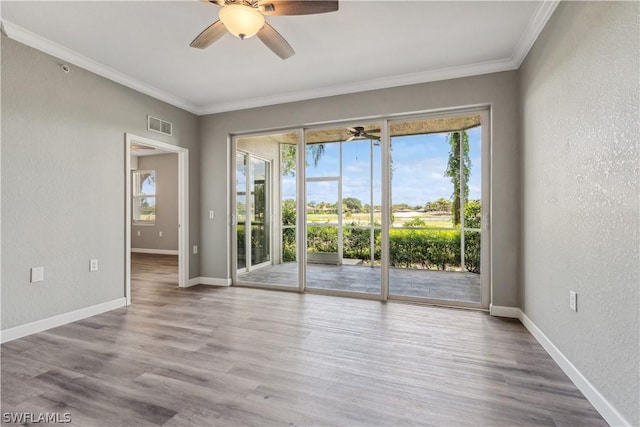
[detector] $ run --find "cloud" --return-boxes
[280,129,483,206]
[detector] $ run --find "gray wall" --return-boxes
[1,35,200,330]
[132,153,179,251]
[200,71,521,307]
[519,2,639,424]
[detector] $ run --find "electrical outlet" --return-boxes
[137,230,141,236]
[30,266,44,283]
[209,210,215,220]
[193,245,198,254]
[90,259,99,272]
[569,290,577,312]
[159,231,163,237]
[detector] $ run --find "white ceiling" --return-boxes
[1,1,557,115]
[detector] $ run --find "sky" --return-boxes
[282,127,481,207]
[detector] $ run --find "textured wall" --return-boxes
[132,154,179,251]
[200,71,520,307]
[519,2,639,424]
[1,36,200,330]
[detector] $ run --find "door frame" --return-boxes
[125,133,189,305]
[384,108,491,309]
[227,106,491,310]
[249,155,273,271]
[235,149,274,275]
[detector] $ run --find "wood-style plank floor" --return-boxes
[1,253,606,426]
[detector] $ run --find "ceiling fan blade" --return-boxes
[200,0,225,6]
[190,20,227,49]
[346,136,356,142]
[260,1,338,16]
[364,133,381,141]
[257,23,295,59]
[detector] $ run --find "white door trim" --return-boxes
[125,133,189,305]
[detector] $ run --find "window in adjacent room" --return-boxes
[133,170,156,225]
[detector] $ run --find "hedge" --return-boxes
[281,226,480,273]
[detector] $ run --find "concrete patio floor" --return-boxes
[238,262,481,303]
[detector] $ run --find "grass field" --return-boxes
[307,211,455,229]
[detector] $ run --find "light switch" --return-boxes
[30,266,44,283]
[209,210,215,220]
[159,231,163,237]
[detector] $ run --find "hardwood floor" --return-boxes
[1,253,606,426]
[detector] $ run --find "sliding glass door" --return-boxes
[236,152,271,272]
[304,125,382,296]
[234,132,299,288]
[231,110,489,308]
[388,115,483,305]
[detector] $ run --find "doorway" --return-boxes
[236,151,272,273]
[304,124,383,297]
[230,108,490,309]
[125,133,189,305]
[232,131,300,289]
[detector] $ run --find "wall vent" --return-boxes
[147,115,173,136]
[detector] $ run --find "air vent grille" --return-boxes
[147,115,173,136]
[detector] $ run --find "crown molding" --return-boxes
[198,57,518,115]
[2,1,559,117]
[1,19,200,115]
[510,0,560,67]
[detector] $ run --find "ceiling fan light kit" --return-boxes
[190,0,339,59]
[218,4,265,39]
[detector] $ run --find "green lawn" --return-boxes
[307,211,455,229]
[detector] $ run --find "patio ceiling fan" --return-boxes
[190,0,339,59]
[346,126,381,142]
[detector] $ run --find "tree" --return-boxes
[343,197,362,213]
[281,144,297,177]
[464,199,481,229]
[280,143,326,177]
[445,131,471,225]
[425,198,452,212]
[281,199,296,225]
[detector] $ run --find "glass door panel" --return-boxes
[305,125,382,295]
[279,141,299,287]
[235,132,298,288]
[236,153,247,270]
[388,115,482,304]
[250,157,270,266]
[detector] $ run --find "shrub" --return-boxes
[282,227,296,262]
[307,226,338,253]
[278,217,480,273]
[343,228,376,260]
[389,229,460,270]
[404,217,426,228]
[464,231,481,273]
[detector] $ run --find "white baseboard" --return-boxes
[519,312,630,427]
[490,304,629,425]
[489,304,521,318]
[0,298,127,344]
[131,248,178,255]
[187,277,232,287]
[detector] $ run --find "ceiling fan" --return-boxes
[190,0,339,59]
[346,126,381,142]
